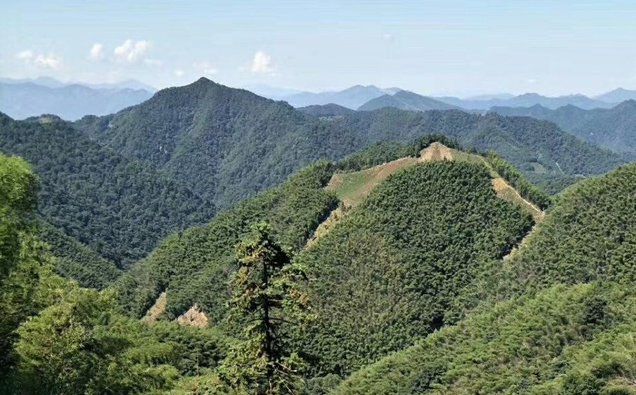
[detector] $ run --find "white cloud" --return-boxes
[174,69,185,78]
[193,61,219,76]
[114,39,151,63]
[89,43,104,61]
[383,33,394,41]
[16,50,34,61]
[527,78,538,85]
[16,50,62,70]
[249,51,274,73]
[34,54,62,69]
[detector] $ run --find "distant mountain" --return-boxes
[242,84,303,99]
[436,92,615,110]
[83,79,157,92]
[0,76,67,88]
[465,93,515,101]
[0,77,156,92]
[0,82,153,120]
[595,88,636,103]
[490,101,636,155]
[282,85,400,109]
[298,103,356,117]
[77,78,624,212]
[358,90,460,111]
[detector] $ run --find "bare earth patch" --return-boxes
[491,177,544,222]
[177,304,209,328]
[306,207,345,247]
[141,291,167,323]
[420,142,454,162]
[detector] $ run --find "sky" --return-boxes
[2,0,636,97]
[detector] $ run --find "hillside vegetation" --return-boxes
[0,113,216,271]
[491,101,636,156]
[0,153,228,394]
[297,160,533,377]
[76,79,624,215]
[112,162,338,321]
[114,140,539,385]
[335,161,636,394]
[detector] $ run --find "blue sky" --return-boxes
[2,0,636,96]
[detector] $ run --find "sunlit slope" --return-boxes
[334,162,636,394]
[296,160,534,376]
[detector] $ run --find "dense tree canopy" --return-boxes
[333,161,636,395]
[0,114,216,270]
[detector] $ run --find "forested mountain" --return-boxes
[77,78,624,210]
[436,92,616,110]
[491,100,636,155]
[335,160,636,395]
[111,139,540,388]
[0,113,216,271]
[280,85,399,109]
[298,103,356,117]
[1,132,636,394]
[0,81,153,120]
[358,90,459,111]
[0,153,227,394]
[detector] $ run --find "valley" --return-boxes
[0,80,635,395]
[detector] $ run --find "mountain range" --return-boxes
[358,90,459,111]
[279,85,401,109]
[2,77,636,394]
[490,100,636,155]
[0,77,626,283]
[0,77,155,120]
[263,84,636,111]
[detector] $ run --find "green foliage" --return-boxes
[335,141,411,172]
[219,223,314,394]
[0,154,38,279]
[38,220,121,289]
[335,283,636,394]
[14,288,179,395]
[334,161,636,395]
[295,161,534,375]
[490,163,636,299]
[485,152,552,209]
[149,322,229,377]
[76,79,623,220]
[0,114,216,271]
[113,162,338,321]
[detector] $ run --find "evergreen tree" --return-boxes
[220,222,315,395]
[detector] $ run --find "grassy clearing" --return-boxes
[327,157,419,208]
[316,142,544,246]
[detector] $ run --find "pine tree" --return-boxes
[220,222,315,395]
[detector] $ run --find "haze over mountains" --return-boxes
[255,84,636,111]
[0,77,155,120]
[491,100,636,155]
[2,76,636,394]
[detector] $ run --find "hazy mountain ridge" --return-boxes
[264,84,633,111]
[358,90,459,111]
[279,85,400,109]
[490,100,636,155]
[0,78,154,120]
[77,78,625,211]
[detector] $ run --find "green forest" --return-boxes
[1,78,636,395]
